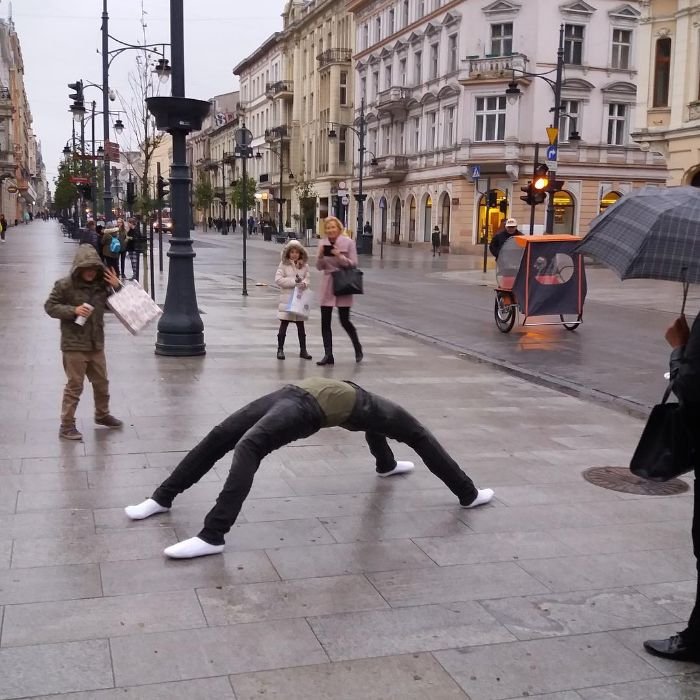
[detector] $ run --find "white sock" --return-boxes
[461,488,495,508]
[124,498,169,520]
[377,460,415,477]
[164,536,224,559]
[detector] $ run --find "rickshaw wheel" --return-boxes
[495,297,516,333]
[560,314,582,331]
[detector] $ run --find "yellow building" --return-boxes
[632,0,700,185]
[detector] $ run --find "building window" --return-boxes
[448,35,458,73]
[430,44,439,79]
[490,23,513,56]
[383,124,391,154]
[428,111,437,148]
[403,0,409,27]
[369,128,377,155]
[611,29,631,69]
[418,0,425,18]
[400,57,407,85]
[475,96,506,142]
[362,24,369,50]
[340,71,348,105]
[399,121,406,152]
[444,105,455,145]
[559,99,580,142]
[360,75,367,98]
[372,70,379,101]
[564,24,584,65]
[375,16,382,43]
[385,63,392,88]
[389,8,395,34]
[606,103,627,145]
[413,116,421,151]
[339,127,347,164]
[653,37,671,108]
[414,50,422,84]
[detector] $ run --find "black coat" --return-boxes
[671,313,700,405]
[489,228,521,259]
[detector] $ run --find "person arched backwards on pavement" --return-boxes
[44,245,124,441]
[125,377,495,559]
[644,312,700,662]
[315,216,363,366]
[275,239,313,361]
[489,217,522,260]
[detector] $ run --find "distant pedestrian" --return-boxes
[363,221,372,237]
[101,224,124,275]
[125,217,139,280]
[0,213,7,242]
[432,226,441,257]
[22,211,29,224]
[124,377,495,559]
[275,240,312,361]
[44,245,124,441]
[79,220,101,257]
[231,218,237,233]
[116,218,129,278]
[489,218,522,260]
[315,216,363,366]
[208,216,213,229]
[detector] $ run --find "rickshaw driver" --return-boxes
[489,218,522,259]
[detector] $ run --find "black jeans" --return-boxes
[320,306,361,356]
[152,386,324,545]
[104,256,119,275]
[278,320,307,350]
[342,385,478,502]
[683,473,700,643]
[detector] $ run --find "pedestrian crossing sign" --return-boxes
[471,165,481,180]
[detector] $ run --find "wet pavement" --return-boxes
[0,220,696,699]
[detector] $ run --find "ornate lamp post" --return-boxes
[256,144,294,235]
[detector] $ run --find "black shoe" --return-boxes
[300,351,312,360]
[316,355,334,366]
[277,348,285,360]
[643,634,700,662]
[355,350,363,363]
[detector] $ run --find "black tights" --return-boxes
[278,320,307,351]
[320,306,362,356]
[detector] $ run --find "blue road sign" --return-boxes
[471,165,481,180]
[546,145,558,162]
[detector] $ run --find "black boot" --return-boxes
[276,333,285,360]
[300,348,313,360]
[297,324,312,360]
[316,355,334,366]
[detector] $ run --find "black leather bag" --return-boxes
[630,383,696,482]
[332,267,364,296]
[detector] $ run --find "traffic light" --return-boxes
[68,80,84,104]
[520,181,535,206]
[532,164,549,205]
[126,181,136,207]
[157,175,169,201]
[487,190,498,208]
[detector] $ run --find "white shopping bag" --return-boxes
[107,281,162,335]
[286,287,313,318]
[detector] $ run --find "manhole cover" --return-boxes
[582,466,689,496]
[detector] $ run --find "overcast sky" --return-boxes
[10,0,285,185]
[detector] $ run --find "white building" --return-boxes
[348,0,666,252]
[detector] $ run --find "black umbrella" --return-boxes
[577,186,700,312]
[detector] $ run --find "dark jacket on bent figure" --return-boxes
[671,313,700,404]
[489,227,521,259]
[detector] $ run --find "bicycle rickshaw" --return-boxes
[494,234,587,333]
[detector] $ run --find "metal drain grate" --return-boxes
[582,466,689,496]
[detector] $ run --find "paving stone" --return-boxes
[307,602,514,660]
[21,453,149,473]
[320,510,471,543]
[198,574,387,625]
[0,510,94,541]
[0,472,88,491]
[86,467,219,489]
[368,561,549,607]
[21,677,237,700]
[110,619,328,686]
[481,587,682,641]
[635,580,696,621]
[11,529,177,568]
[1,589,206,647]
[0,639,113,700]
[0,540,10,569]
[241,493,382,521]
[413,530,574,566]
[101,549,279,595]
[577,675,700,699]
[491,483,622,506]
[230,652,469,699]
[517,548,697,593]
[434,632,660,700]
[0,564,101,605]
[265,540,437,579]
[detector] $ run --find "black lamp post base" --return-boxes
[155,332,205,357]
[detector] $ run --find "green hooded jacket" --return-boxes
[44,245,110,352]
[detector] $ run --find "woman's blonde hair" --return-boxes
[321,216,348,238]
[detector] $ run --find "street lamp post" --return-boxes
[235,125,254,297]
[256,142,294,236]
[328,98,369,250]
[146,0,210,356]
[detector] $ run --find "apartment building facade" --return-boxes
[632,0,700,186]
[348,0,666,252]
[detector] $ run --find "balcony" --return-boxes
[265,125,290,143]
[0,86,12,119]
[376,86,411,114]
[461,53,528,83]
[265,80,294,101]
[371,155,409,182]
[317,48,352,70]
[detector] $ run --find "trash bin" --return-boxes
[262,224,273,242]
[358,233,374,255]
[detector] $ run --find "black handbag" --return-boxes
[332,267,364,296]
[630,383,696,482]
